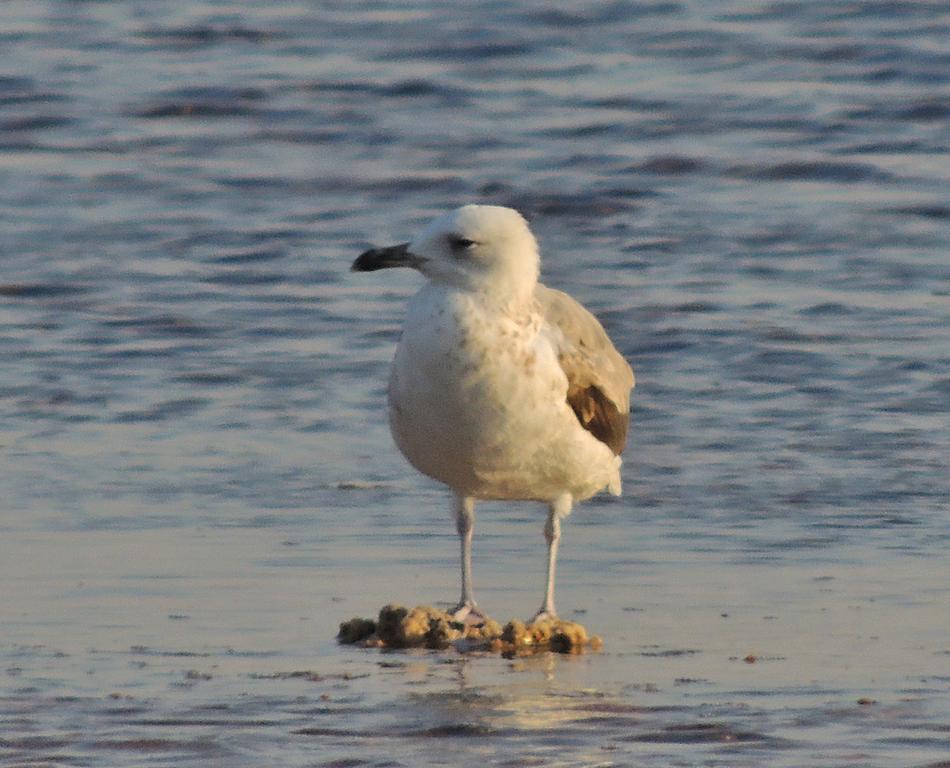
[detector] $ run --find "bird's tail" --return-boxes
[608,457,622,496]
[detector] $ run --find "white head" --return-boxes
[354,205,540,302]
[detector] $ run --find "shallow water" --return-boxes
[1,1,948,766]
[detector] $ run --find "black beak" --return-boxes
[351,242,424,272]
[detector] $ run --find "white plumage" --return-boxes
[353,205,634,623]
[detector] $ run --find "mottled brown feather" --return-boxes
[535,284,634,457]
[566,383,629,456]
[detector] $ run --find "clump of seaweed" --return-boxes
[336,617,377,645]
[338,605,601,655]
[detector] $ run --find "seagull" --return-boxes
[352,205,634,624]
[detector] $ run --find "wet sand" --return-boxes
[2,526,948,766]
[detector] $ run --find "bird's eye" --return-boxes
[448,235,477,252]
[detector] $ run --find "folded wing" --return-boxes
[535,285,635,456]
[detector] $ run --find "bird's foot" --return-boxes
[450,602,488,627]
[529,609,558,625]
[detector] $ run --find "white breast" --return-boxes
[387,285,621,502]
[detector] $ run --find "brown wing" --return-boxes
[566,383,629,455]
[536,284,635,456]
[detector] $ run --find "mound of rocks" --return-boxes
[338,604,602,655]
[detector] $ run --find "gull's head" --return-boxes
[353,205,539,299]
